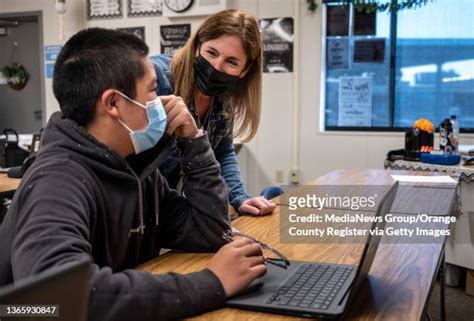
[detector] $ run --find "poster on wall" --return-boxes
[327,38,350,70]
[354,39,385,63]
[87,0,122,20]
[117,27,145,41]
[128,0,162,17]
[338,76,373,126]
[353,9,376,36]
[259,17,294,73]
[327,5,349,36]
[44,45,62,79]
[160,24,191,55]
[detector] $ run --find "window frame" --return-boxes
[321,1,474,133]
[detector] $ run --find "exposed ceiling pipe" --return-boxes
[55,0,67,41]
[290,0,300,184]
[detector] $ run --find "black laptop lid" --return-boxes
[0,256,92,321]
[344,182,398,302]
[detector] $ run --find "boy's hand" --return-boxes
[160,95,198,138]
[207,238,267,297]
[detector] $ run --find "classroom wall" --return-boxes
[1,0,472,195]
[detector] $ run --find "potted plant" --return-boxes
[1,63,29,90]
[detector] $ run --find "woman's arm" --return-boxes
[214,133,276,215]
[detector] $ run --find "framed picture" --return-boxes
[87,0,122,20]
[327,5,349,37]
[117,27,145,41]
[160,24,191,55]
[354,39,386,63]
[259,17,294,73]
[354,9,376,36]
[128,0,163,17]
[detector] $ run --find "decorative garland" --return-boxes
[2,63,29,91]
[307,0,435,14]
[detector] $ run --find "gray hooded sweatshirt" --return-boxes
[0,112,231,320]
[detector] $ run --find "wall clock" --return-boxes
[164,0,194,13]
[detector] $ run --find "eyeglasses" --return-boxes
[222,227,290,269]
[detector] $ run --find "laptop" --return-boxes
[227,182,398,319]
[0,256,92,321]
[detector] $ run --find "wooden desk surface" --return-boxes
[0,173,21,196]
[139,169,456,320]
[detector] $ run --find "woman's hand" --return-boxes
[239,196,276,216]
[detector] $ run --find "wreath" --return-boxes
[2,63,29,91]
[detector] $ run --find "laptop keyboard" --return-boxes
[266,264,353,310]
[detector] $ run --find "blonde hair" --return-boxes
[171,9,262,142]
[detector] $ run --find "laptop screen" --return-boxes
[0,256,92,321]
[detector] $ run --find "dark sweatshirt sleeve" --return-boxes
[9,163,226,321]
[157,133,231,251]
[214,133,251,211]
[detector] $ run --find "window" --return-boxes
[323,0,474,132]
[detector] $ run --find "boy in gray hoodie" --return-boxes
[0,28,266,320]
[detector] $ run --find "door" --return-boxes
[0,13,44,133]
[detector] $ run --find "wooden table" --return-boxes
[386,159,474,273]
[139,169,458,320]
[0,173,21,198]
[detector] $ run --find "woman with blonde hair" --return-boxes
[152,8,275,215]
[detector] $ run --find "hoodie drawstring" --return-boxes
[129,172,145,236]
[154,174,159,226]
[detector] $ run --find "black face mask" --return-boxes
[194,55,240,96]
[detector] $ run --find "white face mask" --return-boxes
[116,91,167,154]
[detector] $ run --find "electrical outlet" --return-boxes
[276,170,284,183]
[289,169,300,184]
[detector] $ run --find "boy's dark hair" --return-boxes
[53,28,149,127]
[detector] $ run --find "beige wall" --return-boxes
[1,0,472,195]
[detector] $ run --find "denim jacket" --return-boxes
[151,54,251,210]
